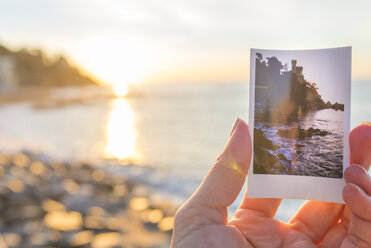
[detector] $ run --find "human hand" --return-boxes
[170,119,371,248]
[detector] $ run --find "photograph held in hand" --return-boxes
[248,47,351,203]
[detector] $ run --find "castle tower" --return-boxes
[296,66,303,75]
[291,60,297,73]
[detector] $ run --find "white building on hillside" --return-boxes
[0,55,18,92]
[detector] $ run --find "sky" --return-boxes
[1,0,371,87]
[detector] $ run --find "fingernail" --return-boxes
[230,118,240,136]
[219,118,251,178]
[351,164,369,174]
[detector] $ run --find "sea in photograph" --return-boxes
[254,108,344,178]
[0,81,370,222]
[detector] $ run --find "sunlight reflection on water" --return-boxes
[104,98,138,162]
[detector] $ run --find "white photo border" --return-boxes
[247,47,351,204]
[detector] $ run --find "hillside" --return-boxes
[254,53,344,119]
[0,44,99,87]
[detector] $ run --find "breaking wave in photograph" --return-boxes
[254,108,344,178]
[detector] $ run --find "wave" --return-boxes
[254,109,344,178]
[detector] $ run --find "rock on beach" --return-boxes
[0,151,176,248]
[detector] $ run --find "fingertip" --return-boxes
[228,118,252,170]
[350,122,371,138]
[344,164,368,183]
[343,183,362,209]
[349,123,371,169]
[352,163,370,174]
[360,122,371,127]
[343,183,371,220]
[229,118,249,137]
[230,118,240,136]
[343,183,359,200]
[344,164,371,197]
[229,118,251,149]
[234,118,249,132]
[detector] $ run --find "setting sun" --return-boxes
[70,34,160,91]
[113,82,129,97]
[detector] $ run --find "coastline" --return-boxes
[0,150,177,248]
[0,86,115,108]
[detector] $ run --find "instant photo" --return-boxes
[248,47,351,203]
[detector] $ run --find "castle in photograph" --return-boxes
[255,53,344,118]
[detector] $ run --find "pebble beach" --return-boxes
[0,151,176,248]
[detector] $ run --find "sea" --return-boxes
[0,81,370,222]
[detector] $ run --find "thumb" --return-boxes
[349,122,371,170]
[187,118,252,222]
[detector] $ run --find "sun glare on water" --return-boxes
[104,98,138,161]
[73,34,156,161]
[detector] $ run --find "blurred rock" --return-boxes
[158,216,174,232]
[70,230,93,246]
[0,151,176,248]
[2,233,22,247]
[42,199,66,212]
[12,153,30,167]
[43,211,82,231]
[129,197,149,211]
[91,232,121,248]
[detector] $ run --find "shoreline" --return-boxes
[0,150,177,248]
[0,86,115,109]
